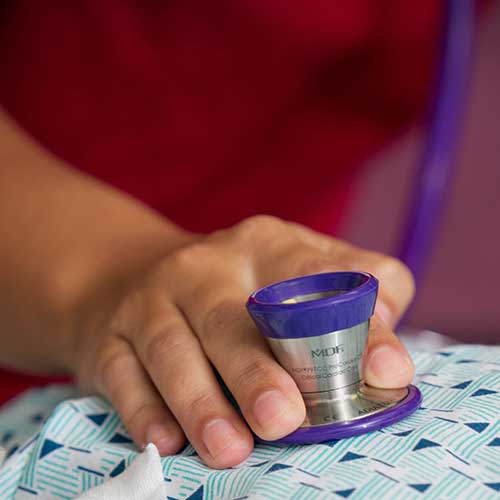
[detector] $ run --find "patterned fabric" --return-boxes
[0,345,499,499]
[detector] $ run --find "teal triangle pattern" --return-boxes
[249,461,269,468]
[109,433,132,444]
[334,488,355,498]
[409,483,431,493]
[339,452,365,462]
[187,485,204,499]
[265,464,291,474]
[323,439,340,447]
[39,439,63,459]
[450,380,472,390]
[1,431,13,444]
[110,459,126,477]
[86,413,109,426]
[465,422,489,433]
[7,445,19,458]
[471,389,497,397]
[265,463,292,474]
[31,413,45,423]
[393,430,413,437]
[484,483,500,492]
[413,438,441,451]
[1,344,499,499]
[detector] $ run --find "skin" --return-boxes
[0,108,415,468]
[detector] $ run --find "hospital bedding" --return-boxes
[0,344,499,499]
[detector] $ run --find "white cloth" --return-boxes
[76,444,165,500]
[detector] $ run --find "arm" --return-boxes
[0,107,415,468]
[0,107,193,373]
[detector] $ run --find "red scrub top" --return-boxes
[0,0,441,403]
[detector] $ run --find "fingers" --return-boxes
[191,297,305,441]
[133,301,253,469]
[228,217,414,329]
[334,250,415,328]
[365,256,414,328]
[363,314,414,388]
[95,336,185,456]
[78,213,418,476]
[261,251,345,285]
[279,222,416,328]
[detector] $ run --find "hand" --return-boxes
[70,215,415,468]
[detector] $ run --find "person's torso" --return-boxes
[0,0,441,234]
[0,0,441,402]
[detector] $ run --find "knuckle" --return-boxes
[144,325,190,368]
[235,215,284,241]
[97,349,133,395]
[202,299,243,345]
[123,401,162,430]
[296,255,341,277]
[167,243,207,272]
[373,256,415,292]
[184,390,220,422]
[233,356,281,397]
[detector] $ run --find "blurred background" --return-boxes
[339,2,500,344]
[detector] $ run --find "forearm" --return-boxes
[0,108,193,374]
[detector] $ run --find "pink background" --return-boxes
[339,3,500,343]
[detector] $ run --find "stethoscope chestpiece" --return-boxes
[247,271,422,445]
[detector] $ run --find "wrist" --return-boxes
[44,221,196,374]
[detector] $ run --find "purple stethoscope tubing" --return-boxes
[398,0,475,291]
[243,3,476,445]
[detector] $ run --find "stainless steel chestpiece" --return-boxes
[267,318,407,427]
[247,272,422,444]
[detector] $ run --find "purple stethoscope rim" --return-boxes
[247,272,379,338]
[255,384,422,446]
[247,272,373,310]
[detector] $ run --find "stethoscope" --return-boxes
[397,0,474,289]
[245,0,475,444]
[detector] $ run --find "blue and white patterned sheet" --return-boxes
[0,345,499,499]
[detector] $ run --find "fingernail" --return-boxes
[253,390,293,428]
[146,424,173,456]
[365,345,414,387]
[202,419,244,459]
